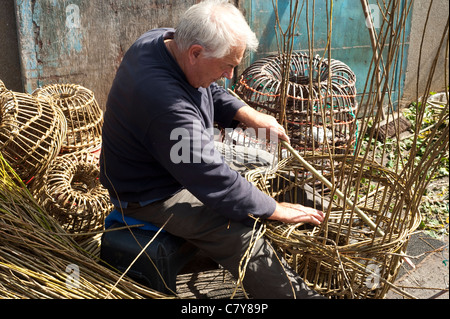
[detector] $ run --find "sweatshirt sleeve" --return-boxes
[144,107,276,224]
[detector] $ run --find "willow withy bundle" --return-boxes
[0,152,168,299]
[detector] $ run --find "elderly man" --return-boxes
[100,0,324,298]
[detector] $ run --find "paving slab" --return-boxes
[175,231,449,299]
[385,232,449,299]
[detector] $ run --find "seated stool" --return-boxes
[100,210,198,295]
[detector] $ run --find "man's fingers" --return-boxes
[276,124,290,143]
[279,202,324,224]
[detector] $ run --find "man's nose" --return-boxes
[222,68,234,80]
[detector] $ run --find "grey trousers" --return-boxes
[121,144,325,299]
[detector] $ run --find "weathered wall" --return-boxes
[0,0,23,92]
[402,0,449,102]
[14,0,198,109]
[5,0,448,111]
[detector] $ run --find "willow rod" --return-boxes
[228,88,384,237]
[281,140,384,237]
[360,0,385,120]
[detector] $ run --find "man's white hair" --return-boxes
[174,0,259,58]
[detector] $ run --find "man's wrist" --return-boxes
[233,105,256,125]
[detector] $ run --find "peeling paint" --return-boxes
[65,28,84,54]
[66,4,81,29]
[15,0,43,92]
[65,4,83,54]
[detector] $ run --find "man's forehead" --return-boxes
[223,46,246,64]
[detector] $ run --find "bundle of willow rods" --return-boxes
[0,80,6,94]
[0,152,168,299]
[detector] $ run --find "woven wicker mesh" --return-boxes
[32,83,103,152]
[246,155,421,299]
[234,53,357,153]
[0,80,6,94]
[0,89,67,183]
[32,150,113,235]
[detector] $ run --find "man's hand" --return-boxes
[268,202,324,226]
[234,105,290,143]
[234,105,323,225]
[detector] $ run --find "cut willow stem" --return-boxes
[281,140,385,237]
[360,0,385,120]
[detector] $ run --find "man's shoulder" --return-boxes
[135,27,175,45]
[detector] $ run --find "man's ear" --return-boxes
[188,44,204,64]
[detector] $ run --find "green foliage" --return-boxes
[360,93,449,237]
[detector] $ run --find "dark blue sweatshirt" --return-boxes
[100,28,276,223]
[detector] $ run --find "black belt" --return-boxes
[110,196,166,209]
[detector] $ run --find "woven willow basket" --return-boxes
[32,150,113,235]
[246,155,421,299]
[0,89,66,183]
[33,83,103,152]
[0,80,6,94]
[234,53,357,153]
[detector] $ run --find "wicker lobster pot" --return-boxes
[32,150,113,235]
[246,155,421,299]
[0,89,66,183]
[0,80,6,93]
[234,53,357,153]
[33,83,103,152]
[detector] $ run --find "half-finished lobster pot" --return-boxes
[246,154,421,299]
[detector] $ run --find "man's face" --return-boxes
[187,45,246,88]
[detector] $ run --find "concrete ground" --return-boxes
[385,232,448,299]
[175,231,449,299]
